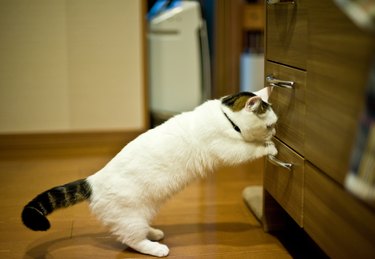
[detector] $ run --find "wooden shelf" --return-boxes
[243,3,264,31]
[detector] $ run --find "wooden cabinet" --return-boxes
[264,138,304,226]
[266,61,306,154]
[305,0,375,184]
[304,163,375,259]
[263,0,375,258]
[265,0,307,69]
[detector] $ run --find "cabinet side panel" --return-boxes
[305,0,375,184]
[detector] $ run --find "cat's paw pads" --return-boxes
[148,228,165,241]
[265,141,278,156]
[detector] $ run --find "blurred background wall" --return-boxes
[0,0,146,134]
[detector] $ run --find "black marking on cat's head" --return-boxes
[222,92,271,115]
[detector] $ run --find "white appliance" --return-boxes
[240,53,264,93]
[148,1,210,115]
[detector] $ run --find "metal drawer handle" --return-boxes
[267,155,293,171]
[266,75,294,89]
[267,0,295,4]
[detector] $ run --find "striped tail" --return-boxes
[21,178,92,231]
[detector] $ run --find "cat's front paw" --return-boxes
[265,141,278,156]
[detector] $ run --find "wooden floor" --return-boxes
[0,146,294,258]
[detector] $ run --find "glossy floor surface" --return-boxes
[0,148,292,258]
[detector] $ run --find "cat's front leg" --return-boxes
[264,140,278,157]
[250,141,277,161]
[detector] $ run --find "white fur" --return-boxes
[87,97,277,257]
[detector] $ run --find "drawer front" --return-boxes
[304,163,375,258]
[305,0,375,184]
[266,0,307,69]
[264,138,304,226]
[266,61,306,155]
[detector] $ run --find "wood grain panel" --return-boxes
[304,163,375,259]
[305,0,375,184]
[262,189,290,232]
[0,131,142,158]
[213,0,242,98]
[266,62,306,155]
[266,0,307,69]
[264,138,304,226]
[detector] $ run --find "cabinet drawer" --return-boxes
[264,138,304,226]
[266,61,306,155]
[304,163,375,258]
[266,0,307,69]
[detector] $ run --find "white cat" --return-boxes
[22,87,277,257]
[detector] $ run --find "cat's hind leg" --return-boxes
[148,227,165,241]
[115,218,169,257]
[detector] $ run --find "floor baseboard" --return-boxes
[0,130,144,158]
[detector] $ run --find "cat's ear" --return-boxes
[245,96,262,112]
[254,87,272,103]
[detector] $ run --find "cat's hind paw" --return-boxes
[131,240,170,257]
[148,227,165,241]
[144,242,169,257]
[152,243,169,257]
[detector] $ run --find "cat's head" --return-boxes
[220,87,277,142]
